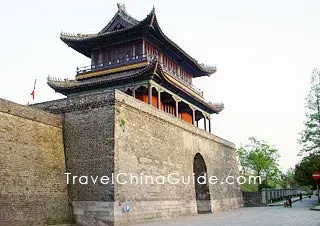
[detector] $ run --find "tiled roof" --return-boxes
[47,58,223,114]
[60,4,216,77]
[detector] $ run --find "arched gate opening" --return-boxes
[193,153,211,213]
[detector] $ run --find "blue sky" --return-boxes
[1,0,319,170]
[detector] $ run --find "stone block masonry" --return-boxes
[33,90,243,226]
[34,90,116,226]
[0,99,70,226]
[242,191,263,207]
[113,91,243,225]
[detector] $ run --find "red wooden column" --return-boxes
[142,39,145,56]
[148,83,152,105]
[132,43,136,58]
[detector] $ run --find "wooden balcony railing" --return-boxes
[76,54,148,75]
[76,54,203,97]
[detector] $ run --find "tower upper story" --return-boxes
[60,4,216,79]
[48,4,223,128]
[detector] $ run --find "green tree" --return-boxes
[299,68,320,155]
[278,168,298,189]
[236,146,249,175]
[294,154,320,189]
[236,137,280,188]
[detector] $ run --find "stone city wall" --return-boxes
[33,90,243,226]
[33,91,116,226]
[113,90,243,225]
[0,99,70,226]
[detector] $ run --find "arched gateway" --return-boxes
[193,153,212,213]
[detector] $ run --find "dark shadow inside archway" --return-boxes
[193,153,212,213]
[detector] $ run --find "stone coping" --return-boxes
[310,203,320,211]
[0,98,62,128]
[114,90,235,149]
[30,89,235,149]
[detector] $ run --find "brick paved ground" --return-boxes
[134,196,320,226]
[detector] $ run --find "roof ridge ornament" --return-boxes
[208,102,224,113]
[117,3,126,12]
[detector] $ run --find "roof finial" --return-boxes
[117,3,126,12]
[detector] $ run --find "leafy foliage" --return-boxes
[299,68,320,155]
[241,177,259,192]
[278,168,299,189]
[294,154,320,189]
[236,137,280,189]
